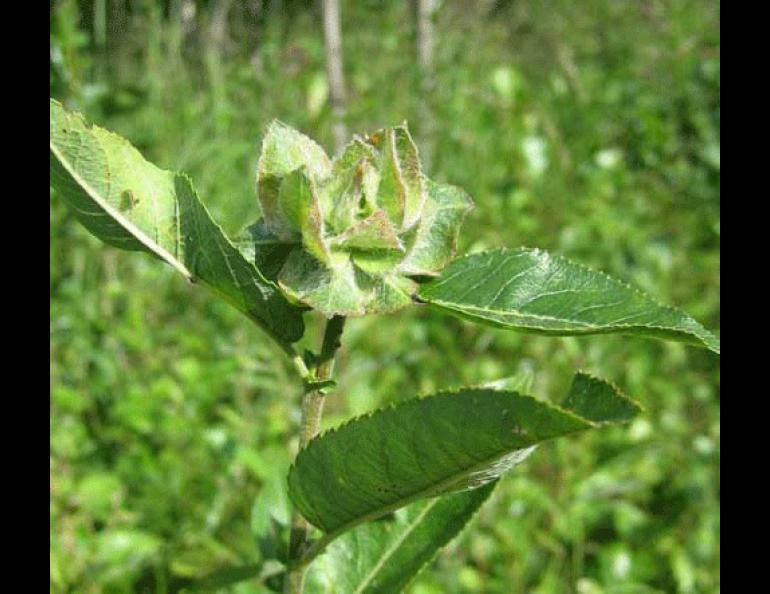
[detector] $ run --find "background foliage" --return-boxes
[50,1,720,592]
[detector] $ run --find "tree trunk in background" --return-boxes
[417,0,437,170]
[208,0,233,58]
[93,0,107,48]
[322,0,348,154]
[206,0,233,130]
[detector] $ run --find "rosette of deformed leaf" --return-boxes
[250,121,473,317]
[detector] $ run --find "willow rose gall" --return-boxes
[245,121,473,317]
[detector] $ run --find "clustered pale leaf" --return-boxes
[251,121,473,317]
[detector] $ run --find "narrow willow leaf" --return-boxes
[288,373,640,540]
[181,560,284,592]
[50,99,304,345]
[251,448,292,562]
[304,483,495,594]
[418,248,720,353]
[181,564,264,592]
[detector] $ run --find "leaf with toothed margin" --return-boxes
[287,372,641,543]
[418,248,720,354]
[50,99,304,346]
[304,483,496,594]
[302,371,537,594]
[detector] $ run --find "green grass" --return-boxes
[50,1,719,592]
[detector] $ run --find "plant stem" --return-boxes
[322,0,348,153]
[283,315,346,594]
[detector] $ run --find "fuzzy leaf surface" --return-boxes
[252,122,473,317]
[304,483,495,594]
[50,99,304,345]
[288,373,640,539]
[418,248,719,353]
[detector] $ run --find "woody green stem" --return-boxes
[283,315,346,594]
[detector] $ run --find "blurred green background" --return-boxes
[50,1,720,593]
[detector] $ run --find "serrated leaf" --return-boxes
[418,248,719,353]
[49,99,304,345]
[563,373,642,425]
[304,483,495,594]
[288,373,640,541]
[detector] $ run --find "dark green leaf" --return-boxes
[418,248,719,353]
[288,373,640,541]
[180,561,284,592]
[50,99,304,345]
[181,564,263,592]
[304,483,495,594]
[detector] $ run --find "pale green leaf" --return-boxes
[322,138,379,233]
[305,483,495,594]
[288,373,640,541]
[330,209,404,252]
[256,120,332,241]
[278,168,329,263]
[398,180,474,277]
[250,121,471,317]
[418,248,719,353]
[251,448,292,561]
[50,99,304,345]
[277,250,415,317]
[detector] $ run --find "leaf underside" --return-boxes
[417,248,719,353]
[288,373,640,539]
[49,99,304,345]
[304,483,495,594]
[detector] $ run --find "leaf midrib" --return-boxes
[426,297,710,335]
[50,142,191,279]
[352,498,438,594]
[297,441,554,567]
